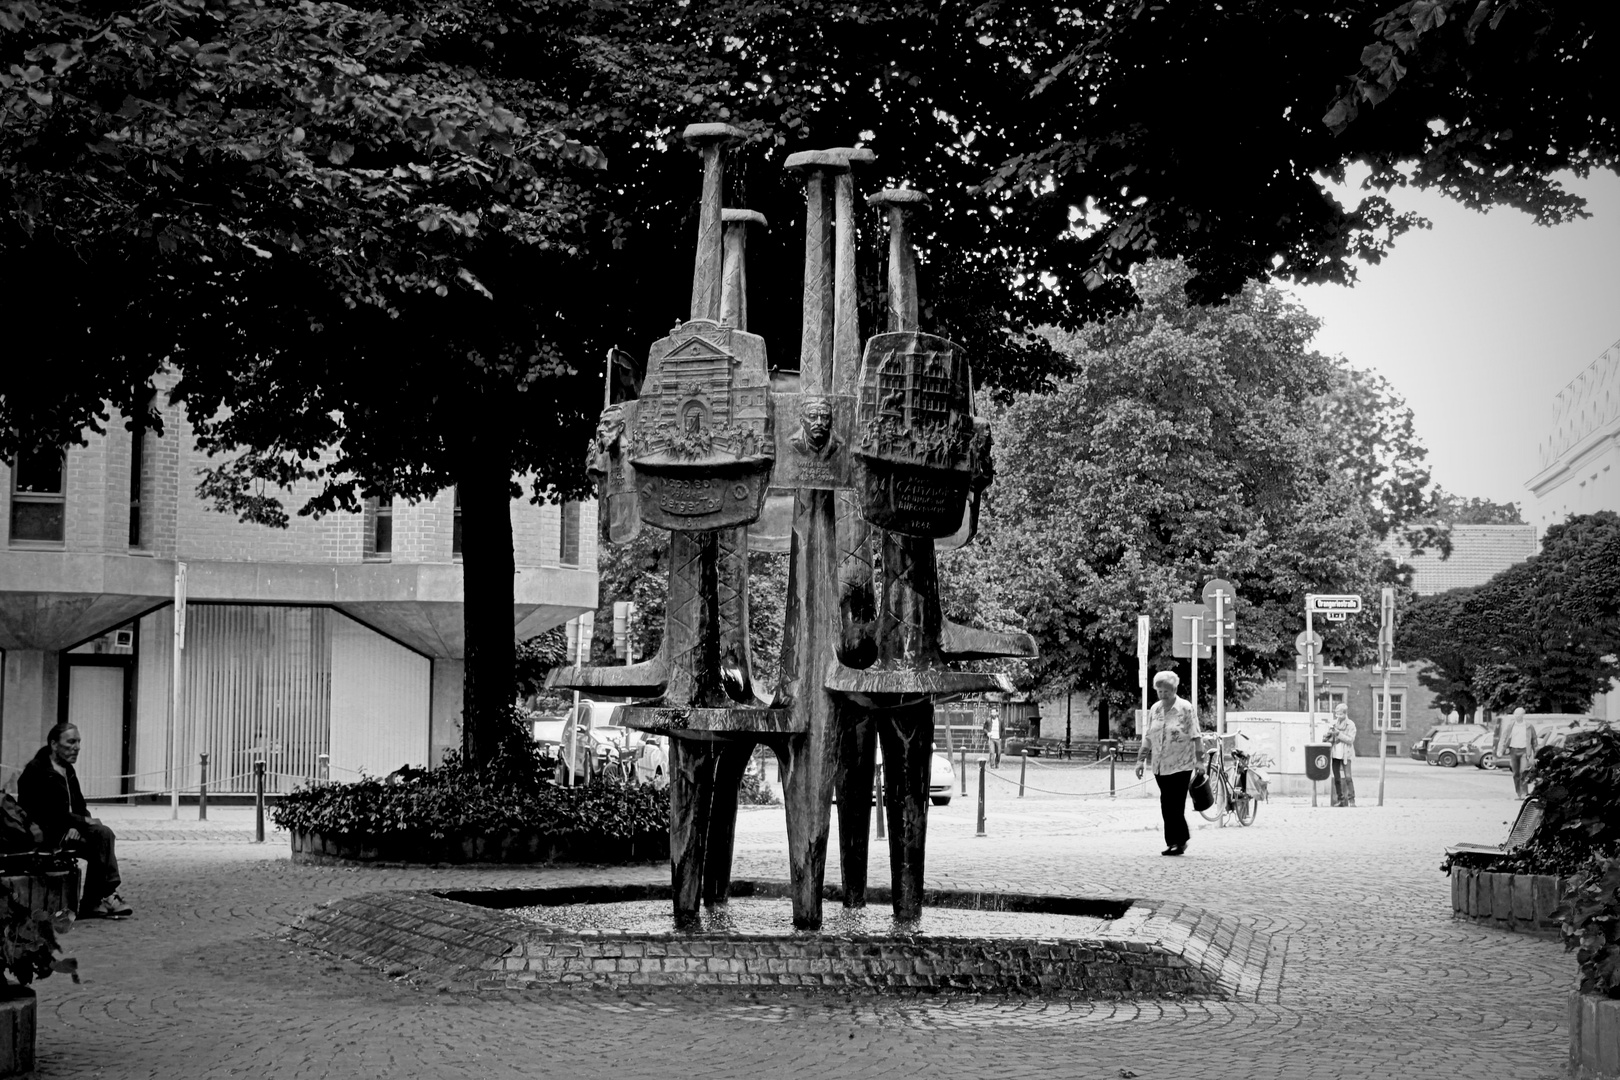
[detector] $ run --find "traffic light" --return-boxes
[1378,587,1396,668]
[565,617,580,663]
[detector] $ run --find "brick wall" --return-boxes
[7,374,597,572]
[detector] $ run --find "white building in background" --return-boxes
[1525,335,1620,722]
[1527,337,1620,529]
[0,376,596,798]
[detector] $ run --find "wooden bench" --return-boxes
[1447,798,1543,866]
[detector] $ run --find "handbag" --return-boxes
[1189,771,1214,812]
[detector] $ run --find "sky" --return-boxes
[1286,168,1620,511]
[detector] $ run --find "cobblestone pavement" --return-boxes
[36,758,1569,1080]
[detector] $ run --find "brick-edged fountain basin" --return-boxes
[288,880,1276,1000]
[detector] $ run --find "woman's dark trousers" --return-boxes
[1154,770,1192,848]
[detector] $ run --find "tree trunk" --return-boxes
[1097,694,1109,740]
[458,439,517,766]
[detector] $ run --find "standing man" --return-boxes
[984,710,1002,768]
[1328,703,1357,807]
[18,723,132,919]
[1496,707,1540,799]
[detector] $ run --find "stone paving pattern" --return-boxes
[35,758,1570,1079]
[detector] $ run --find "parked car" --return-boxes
[1409,735,1432,762]
[834,750,956,806]
[1459,736,1500,770]
[1424,723,1492,768]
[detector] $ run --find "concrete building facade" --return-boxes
[0,380,596,796]
[1526,338,1620,530]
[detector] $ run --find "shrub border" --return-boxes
[289,828,670,867]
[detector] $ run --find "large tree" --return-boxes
[1397,512,1620,714]
[939,261,1413,712]
[5,0,1612,762]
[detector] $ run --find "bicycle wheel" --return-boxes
[1198,769,1229,822]
[1235,772,1257,826]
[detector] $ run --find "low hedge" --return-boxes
[270,710,670,855]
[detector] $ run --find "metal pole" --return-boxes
[1215,593,1226,737]
[1189,615,1201,729]
[198,752,208,821]
[975,758,987,837]
[1109,745,1116,797]
[959,747,967,796]
[169,562,187,821]
[1379,655,1392,807]
[1018,751,1027,797]
[253,761,266,843]
[1305,599,1318,809]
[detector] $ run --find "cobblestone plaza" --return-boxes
[37,757,1567,1079]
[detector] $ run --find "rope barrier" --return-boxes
[982,767,1152,798]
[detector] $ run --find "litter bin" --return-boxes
[1305,744,1332,782]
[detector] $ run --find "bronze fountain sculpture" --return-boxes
[554,122,1036,930]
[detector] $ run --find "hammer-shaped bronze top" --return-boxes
[784,146,877,171]
[682,122,747,144]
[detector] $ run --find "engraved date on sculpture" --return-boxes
[659,477,723,516]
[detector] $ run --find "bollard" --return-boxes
[959,747,968,796]
[253,761,266,843]
[198,752,208,821]
[975,757,987,837]
[1018,751,1027,797]
[875,775,885,839]
[1109,746,1116,797]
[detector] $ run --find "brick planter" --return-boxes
[1570,992,1620,1079]
[0,986,34,1078]
[1450,867,1567,937]
[289,829,670,867]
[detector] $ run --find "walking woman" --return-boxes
[1135,670,1201,856]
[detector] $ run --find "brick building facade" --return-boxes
[0,377,596,796]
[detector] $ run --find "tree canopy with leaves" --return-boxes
[939,261,1415,712]
[3,0,1612,762]
[1397,512,1620,714]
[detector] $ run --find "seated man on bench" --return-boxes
[18,723,132,919]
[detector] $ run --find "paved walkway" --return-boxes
[36,757,1569,1079]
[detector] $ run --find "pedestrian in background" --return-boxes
[1135,671,1200,856]
[1496,707,1540,798]
[1328,703,1357,807]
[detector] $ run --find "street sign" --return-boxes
[1294,630,1323,656]
[1323,611,1348,622]
[1202,579,1237,643]
[1171,602,1211,659]
[1201,579,1237,605]
[1308,594,1363,614]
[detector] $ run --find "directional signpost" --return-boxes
[1302,595,1361,808]
[1171,602,1211,726]
[1202,580,1237,737]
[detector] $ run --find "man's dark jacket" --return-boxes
[17,745,90,845]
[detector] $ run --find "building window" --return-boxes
[1372,690,1406,731]
[560,501,580,566]
[451,487,462,556]
[374,497,393,556]
[128,419,149,548]
[10,449,66,544]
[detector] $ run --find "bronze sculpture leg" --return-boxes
[701,740,756,905]
[876,699,934,921]
[668,736,717,925]
[834,713,877,907]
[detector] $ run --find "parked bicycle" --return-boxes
[1199,733,1269,827]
